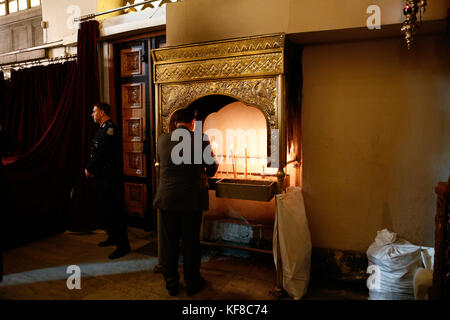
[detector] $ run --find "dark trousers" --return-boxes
[1,169,10,283]
[0,247,3,282]
[160,210,203,288]
[94,178,129,248]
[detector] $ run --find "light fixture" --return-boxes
[401,0,427,50]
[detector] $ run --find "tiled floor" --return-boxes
[0,228,368,300]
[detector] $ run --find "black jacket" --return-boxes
[153,126,218,212]
[86,120,119,179]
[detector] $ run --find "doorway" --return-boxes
[112,34,166,231]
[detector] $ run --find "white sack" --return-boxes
[366,231,423,300]
[420,247,434,271]
[413,247,434,300]
[375,228,397,246]
[273,187,312,300]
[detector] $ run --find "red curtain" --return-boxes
[0,63,76,154]
[1,20,101,249]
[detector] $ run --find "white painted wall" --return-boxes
[41,0,97,44]
[166,0,448,46]
[42,0,170,46]
[301,34,450,251]
[0,7,44,64]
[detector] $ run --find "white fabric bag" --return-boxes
[366,229,423,300]
[273,187,312,300]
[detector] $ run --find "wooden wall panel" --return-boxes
[122,83,145,109]
[124,182,147,217]
[123,143,146,177]
[120,48,142,77]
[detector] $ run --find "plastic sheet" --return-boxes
[366,229,424,300]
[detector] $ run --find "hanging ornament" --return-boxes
[400,0,427,50]
[403,5,412,15]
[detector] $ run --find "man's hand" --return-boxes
[85,169,94,178]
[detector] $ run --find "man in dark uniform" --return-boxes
[85,102,130,260]
[153,108,218,296]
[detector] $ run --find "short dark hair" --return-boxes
[173,107,196,124]
[95,102,112,117]
[168,112,178,132]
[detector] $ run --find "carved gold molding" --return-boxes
[155,52,283,84]
[152,34,285,64]
[159,77,279,133]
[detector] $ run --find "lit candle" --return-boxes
[230,145,234,178]
[244,144,248,179]
[261,157,266,178]
[234,151,237,179]
[212,141,218,177]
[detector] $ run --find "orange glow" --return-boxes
[203,101,274,178]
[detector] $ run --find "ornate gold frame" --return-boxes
[151,33,288,188]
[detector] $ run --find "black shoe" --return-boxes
[108,246,131,259]
[166,278,179,297]
[167,285,179,296]
[98,238,117,247]
[186,277,206,296]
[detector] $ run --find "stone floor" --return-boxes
[0,228,369,300]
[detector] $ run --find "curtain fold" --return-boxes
[67,20,101,232]
[1,20,101,249]
[0,71,6,132]
[0,64,74,154]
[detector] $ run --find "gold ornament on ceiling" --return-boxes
[123,0,176,14]
[401,0,427,50]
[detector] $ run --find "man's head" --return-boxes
[92,102,112,125]
[173,107,196,131]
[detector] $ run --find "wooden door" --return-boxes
[113,36,165,230]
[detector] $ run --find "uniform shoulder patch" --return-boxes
[106,127,114,136]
